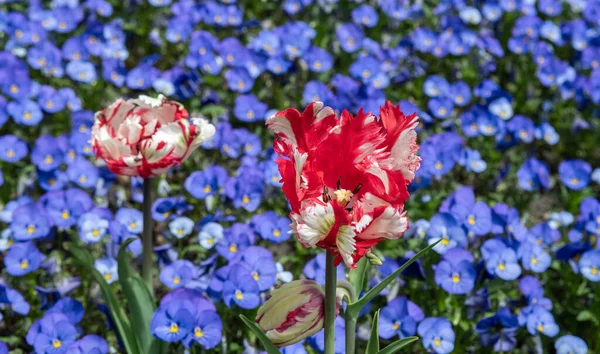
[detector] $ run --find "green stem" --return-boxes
[336,279,357,354]
[142,178,154,296]
[324,251,337,354]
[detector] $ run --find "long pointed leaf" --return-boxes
[366,310,380,354]
[239,315,281,354]
[348,257,369,295]
[377,336,419,354]
[348,241,439,317]
[65,242,139,354]
[118,239,156,354]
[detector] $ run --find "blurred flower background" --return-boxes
[0,0,599,353]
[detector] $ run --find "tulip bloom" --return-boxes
[267,101,420,267]
[91,94,215,177]
[256,280,330,347]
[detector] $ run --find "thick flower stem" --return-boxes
[336,279,358,354]
[142,178,154,296]
[324,251,337,354]
[345,314,357,354]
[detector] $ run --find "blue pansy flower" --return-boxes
[66,158,98,189]
[184,165,228,200]
[115,208,144,234]
[94,257,118,284]
[66,335,109,354]
[379,297,420,339]
[555,335,588,354]
[579,250,600,282]
[160,260,198,289]
[77,211,110,244]
[526,306,559,337]
[40,188,93,228]
[31,135,64,172]
[0,284,31,315]
[434,248,476,294]
[517,158,550,191]
[150,299,195,342]
[518,243,551,273]
[224,166,264,212]
[336,23,364,53]
[233,94,268,122]
[216,223,254,260]
[7,99,44,126]
[352,4,379,27]
[252,211,292,243]
[228,247,276,292]
[559,159,592,190]
[417,317,455,354]
[222,263,261,309]
[169,217,195,239]
[11,203,51,241]
[482,239,522,280]
[198,222,224,250]
[47,297,84,325]
[475,307,518,352]
[426,213,467,254]
[28,313,78,354]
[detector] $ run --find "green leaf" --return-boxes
[366,310,380,354]
[118,239,156,354]
[65,242,140,354]
[377,337,419,354]
[347,241,439,317]
[239,315,281,354]
[148,335,170,354]
[348,257,369,295]
[576,310,599,325]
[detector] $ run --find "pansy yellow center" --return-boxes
[242,195,250,204]
[498,263,505,271]
[27,225,36,234]
[591,267,598,275]
[129,222,137,229]
[531,257,538,265]
[62,210,70,219]
[252,271,259,281]
[435,162,443,170]
[570,177,579,185]
[273,229,281,237]
[169,323,179,333]
[467,216,476,225]
[438,108,447,115]
[53,340,62,349]
[235,290,244,300]
[44,155,53,164]
[6,149,15,158]
[79,176,87,184]
[173,276,181,284]
[441,238,449,245]
[195,328,204,338]
[537,324,544,332]
[104,273,112,280]
[163,212,170,219]
[204,185,212,193]
[229,244,237,253]
[393,322,400,330]
[207,237,214,244]
[10,84,18,93]
[452,273,460,283]
[434,338,441,346]
[20,260,29,269]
